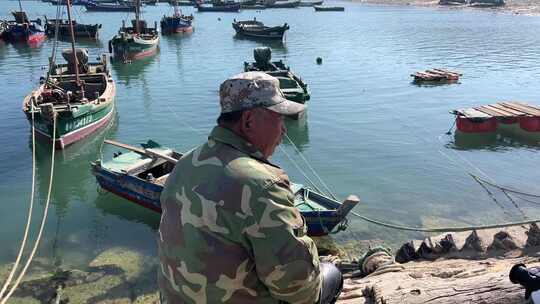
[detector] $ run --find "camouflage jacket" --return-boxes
[158,126,322,304]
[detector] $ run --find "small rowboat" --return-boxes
[195,2,241,11]
[313,5,344,11]
[92,140,359,236]
[411,68,462,83]
[233,18,288,40]
[44,18,101,39]
[85,1,137,12]
[266,0,300,8]
[299,0,323,6]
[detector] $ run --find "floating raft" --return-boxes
[452,101,540,133]
[411,68,461,83]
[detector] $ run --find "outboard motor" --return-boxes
[509,263,540,303]
[254,47,272,65]
[62,48,89,74]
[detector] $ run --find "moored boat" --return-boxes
[195,1,241,11]
[3,12,45,44]
[313,5,344,11]
[160,1,194,34]
[232,18,288,40]
[92,140,359,236]
[298,0,322,6]
[411,68,461,83]
[23,50,116,149]
[109,1,160,61]
[84,0,137,11]
[265,0,300,8]
[44,18,102,39]
[244,47,309,117]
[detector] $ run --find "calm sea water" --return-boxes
[1,0,540,271]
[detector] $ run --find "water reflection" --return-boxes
[283,112,310,152]
[111,54,158,85]
[232,35,287,54]
[31,112,118,217]
[450,128,540,151]
[94,192,160,230]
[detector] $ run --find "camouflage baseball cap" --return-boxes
[219,72,305,116]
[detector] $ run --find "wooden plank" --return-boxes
[501,102,540,116]
[104,139,178,164]
[455,108,492,118]
[474,106,507,117]
[433,68,462,76]
[515,101,540,112]
[482,104,518,117]
[489,103,526,116]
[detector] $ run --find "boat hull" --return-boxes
[233,23,288,40]
[3,25,46,43]
[110,36,160,60]
[84,3,136,11]
[196,4,240,11]
[92,164,351,236]
[45,22,101,39]
[23,75,116,149]
[160,17,194,34]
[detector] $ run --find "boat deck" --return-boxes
[452,101,540,119]
[411,68,461,82]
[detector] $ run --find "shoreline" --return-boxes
[347,0,540,16]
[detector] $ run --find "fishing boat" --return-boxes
[232,18,288,40]
[22,0,116,149]
[195,1,241,11]
[265,0,300,8]
[44,17,102,39]
[109,0,159,61]
[244,47,309,115]
[313,5,344,11]
[299,0,322,6]
[3,11,45,44]
[92,140,359,236]
[160,0,194,34]
[48,0,87,5]
[84,0,137,11]
[0,21,8,39]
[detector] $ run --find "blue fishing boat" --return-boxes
[160,0,194,34]
[91,140,359,236]
[3,11,45,45]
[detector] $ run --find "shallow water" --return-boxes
[1,0,540,272]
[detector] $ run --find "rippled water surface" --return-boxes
[2,0,540,269]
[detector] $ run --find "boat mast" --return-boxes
[173,0,180,16]
[66,0,83,96]
[135,0,140,34]
[18,0,23,13]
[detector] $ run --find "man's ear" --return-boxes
[241,110,254,132]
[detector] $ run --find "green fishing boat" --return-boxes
[22,1,115,149]
[109,0,159,61]
[244,47,310,108]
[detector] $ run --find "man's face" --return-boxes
[244,107,286,159]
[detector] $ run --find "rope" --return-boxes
[0,115,57,303]
[279,146,324,194]
[472,174,540,198]
[348,209,540,233]
[283,133,338,200]
[0,103,38,299]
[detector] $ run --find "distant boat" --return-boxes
[92,139,359,237]
[3,11,45,44]
[44,18,101,39]
[469,0,504,7]
[298,0,322,6]
[265,0,300,8]
[195,1,241,11]
[233,18,288,40]
[84,1,137,11]
[161,0,194,33]
[313,5,344,11]
[48,0,87,5]
[109,0,160,61]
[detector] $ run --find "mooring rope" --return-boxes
[0,115,57,303]
[0,103,38,299]
[472,174,540,198]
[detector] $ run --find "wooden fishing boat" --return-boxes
[84,0,137,11]
[44,18,101,39]
[452,101,540,135]
[313,5,344,11]
[298,0,323,6]
[23,0,115,149]
[232,18,288,40]
[195,2,241,11]
[160,1,194,34]
[3,12,45,44]
[411,68,461,83]
[48,0,87,5]
[109,1,159,61]
[265,0,300,8]
[91,140,359,236]
[244,47,309,114]
[469,0,505,7]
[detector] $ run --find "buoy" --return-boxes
[316,57,322,65]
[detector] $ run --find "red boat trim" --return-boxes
[100,182,162,213]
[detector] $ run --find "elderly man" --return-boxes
[158,72,343,303]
